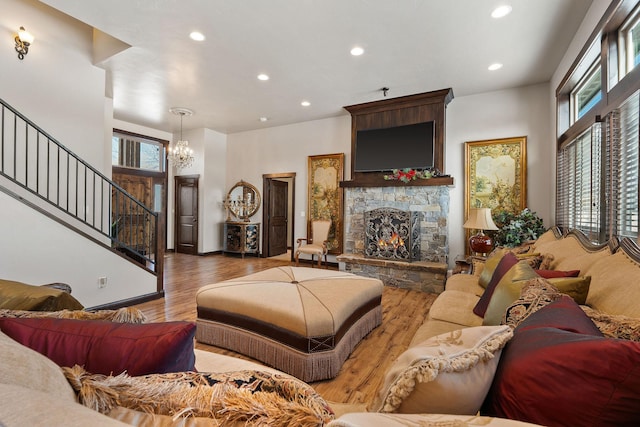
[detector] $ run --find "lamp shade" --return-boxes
[463,208,498,231]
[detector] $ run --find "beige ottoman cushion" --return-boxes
[196,267,383,382]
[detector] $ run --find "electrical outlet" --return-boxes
[98,277,107,288]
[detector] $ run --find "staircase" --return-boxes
[0,97,162,288]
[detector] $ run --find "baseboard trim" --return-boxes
[85,291,165,311]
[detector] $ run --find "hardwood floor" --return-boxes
[133,252,437,407]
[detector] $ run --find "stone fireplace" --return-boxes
[338,88,454,293]
[337,185,450,294]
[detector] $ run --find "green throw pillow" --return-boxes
[547,276,591,305]
[483,265,592,326]
[482,262,541,326]
[478,248,508,289]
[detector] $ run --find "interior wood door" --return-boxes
[112,172,154,253]
[175,175,198,255]
[266,179,288,257]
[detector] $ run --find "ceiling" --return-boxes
[40,0,594,135]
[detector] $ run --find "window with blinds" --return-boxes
[615,92,639,239]
[112,131,166,172]
[556,124,602,240]
[558,91,639,242]
[556,0,640,244]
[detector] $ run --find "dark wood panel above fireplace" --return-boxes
[341,88,454,188]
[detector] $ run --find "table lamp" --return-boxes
[463,207,499,255]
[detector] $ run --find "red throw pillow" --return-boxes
[473,252,519,317]
[482,297,640,427]
[536,269,580,279]
[515,295,602,336]
[0,318,196,376]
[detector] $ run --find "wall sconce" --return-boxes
[15,27,34,60]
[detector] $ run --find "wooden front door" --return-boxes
[267,179,289,257]
[112,171,154,253]
[175,175,199,255]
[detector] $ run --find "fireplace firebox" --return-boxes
[364,208,420,262]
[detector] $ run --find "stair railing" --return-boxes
[0,97,159,274]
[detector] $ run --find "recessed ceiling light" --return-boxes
[257,74,270,81]
[301,100,311,107]
[350,46,364,56]
[491,5,512,18]
[488,63,503,71]
[189,31,205,41]
[259,117,268,122]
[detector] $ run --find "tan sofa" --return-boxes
[21,229,636,426]
[401,227,640,426]
[0,284,543,426]
[9,226,637,426]
[418,227,638,343]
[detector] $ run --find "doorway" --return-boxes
[262,173,295,260]
[175,175,199,255]
[112,168,166,259]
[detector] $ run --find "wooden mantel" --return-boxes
[339,175,453,188]
[342,88,454,188]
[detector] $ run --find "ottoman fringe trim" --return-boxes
[196,307,382,382]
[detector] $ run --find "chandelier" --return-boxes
[168,107,195,170]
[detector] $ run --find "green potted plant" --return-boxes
[491,208,545,247]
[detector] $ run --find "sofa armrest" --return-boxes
[40,282,72,294]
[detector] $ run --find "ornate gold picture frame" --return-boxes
[307,153,344,254]
[464,136,527,242]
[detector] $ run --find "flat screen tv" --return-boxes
[354,121,435,172]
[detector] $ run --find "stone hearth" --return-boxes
[339,185,450,293]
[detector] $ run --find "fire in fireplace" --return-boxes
[364,208,420,262]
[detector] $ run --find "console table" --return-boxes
[224,221,260,257]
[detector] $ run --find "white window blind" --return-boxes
[556,124,602,240]
[614,92,639,239]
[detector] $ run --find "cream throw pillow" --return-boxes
[377,325,513,415]
[0,330,75,402]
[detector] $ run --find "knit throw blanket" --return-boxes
[63,365,334,426]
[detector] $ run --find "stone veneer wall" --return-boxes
[343,186,450,263]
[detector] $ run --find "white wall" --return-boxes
[225,86,552,267]
[0,191,156,307]
[226,115,352,256]
[0,0,156,304]
[112,119,172,142]
[446,83,552,262]
[0,0,106,168]
[202,128,227,252]
[165,127,228,253]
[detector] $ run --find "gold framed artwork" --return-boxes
[464,136,527,243]
[307,153,344,254]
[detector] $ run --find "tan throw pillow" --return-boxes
[539,253,555,270]
[471,257,486,276]
[377,326,513,415]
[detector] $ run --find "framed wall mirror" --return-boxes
[225,180,261,221]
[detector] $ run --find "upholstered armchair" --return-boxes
[295,220,331,268]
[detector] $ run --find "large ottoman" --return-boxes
[196,266,383,382]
